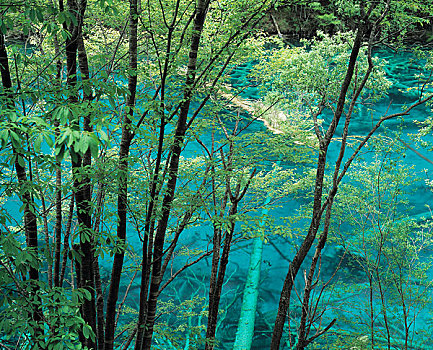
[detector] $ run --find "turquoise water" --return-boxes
[170,49,433,349]
[3,46,433,349]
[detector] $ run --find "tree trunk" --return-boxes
[104,0,137,347]
[0,32,43,341]
[271,24,365,350]
[139,2,211,348]
[53,135,63,288]
[64,0,97,347]
[205,204,239,350]
[53,20,63,288]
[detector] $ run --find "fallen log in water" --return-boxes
[216,86,319,148]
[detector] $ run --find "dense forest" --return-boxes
[2,0,433,349]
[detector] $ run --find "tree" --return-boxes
[330,143,433,349]
[2,0,433,349]
[1,0,277,349]
[252,2,433,349]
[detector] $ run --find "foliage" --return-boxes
[271,0,433,40]
[252,31,391,115]
[323,141,433,349]
[1,0,433,349]
[0,232,92,349]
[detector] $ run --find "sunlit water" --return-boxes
[238,49,433,349]
[182,48,433,349]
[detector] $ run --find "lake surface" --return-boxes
[3,45,433,349]
[171,47,433,349]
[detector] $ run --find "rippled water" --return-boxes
[208,47,433,349]
[3,45,433,349]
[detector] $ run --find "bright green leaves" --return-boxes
[82,323,96,341]
[253,31,391,117]
[33,134,44,153]
[0,230,37,277]
[307,1,343,27]
[0,129,11,148]
[56,128,101,159]
[53,106,73,125]
[0,4,43,37]
[9,129,21,149]
[81,288,92,301]
[0,110,52,163]
[72,130,100,158]
[327,141,433,348]
[97,0,119,16]
[51,105,108,160]
[57,10,78,27]
[0,226,93,348]
[0,103,106,168]
[27,6,45,23]
[0,15,14,35]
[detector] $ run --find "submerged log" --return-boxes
[216,85,319,148]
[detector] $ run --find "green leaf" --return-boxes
[17,155,26,168]
[108,95,116,109]
[69,12,78,26]
[88,137,99,158]
[82,324,90,339]
[0,19,7,34]
[29,8,36,22]
[55,144,66,161]
[0,129,9,147]
[36,8,44,22]
[99,130,108,142]
[82,289,92,301]
[75,135,88,154]
[34,134,43,153]
[45,134,54,148]
[58,11,65,24]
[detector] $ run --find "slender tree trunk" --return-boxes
[78,32,105,349]
[60,195,75,286]
[139,2,211,349]
[271,24,365,349]
[133,0,180,345]
[206,225,222,349]
[37,167,53,288]
[73,243,86,345]
[0,32,43,340]
[65,0,96,347]
[205,203,239,350]
[93,183,106,350]
[296,199,335,349]
[53,138,63,287]
[104,0,137,347]
[72,152,97,348]
[271,148,327,350]
[205,153,255,350]
[53,20,63,288]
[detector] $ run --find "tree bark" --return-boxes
[52,15,63,288]
[104,0,137,347]
[205,204,239,350]
[64,0,97,347]
[139,2,211,349]
[0,33,44,340]
[270,24,365,350]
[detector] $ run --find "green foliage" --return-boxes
[272,0,432,41]
[321,141,433,349]
[253,31,391,113]
[0,230,93,349]
[1,0,433,348]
